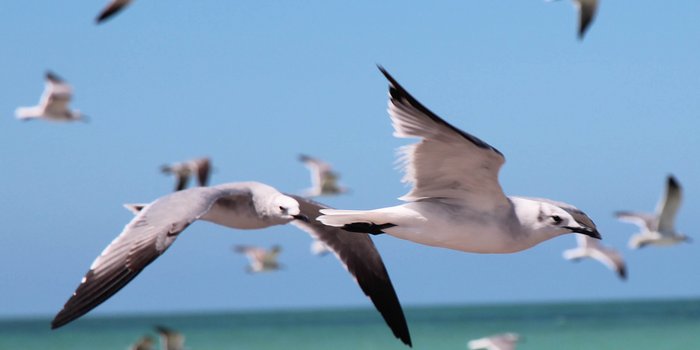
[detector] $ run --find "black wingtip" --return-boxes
[667,174,680,189]
[45,71,63,83]
[618,266,628,281]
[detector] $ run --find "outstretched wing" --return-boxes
[615,211,655,232]
[379,67,508,212]
[289,195,412,347]
[41,71,72,114]
[656,175,682,234]
[51,187,230,329]
[575,0,599,39]
[96,0,133,24]
[194,158,212,187]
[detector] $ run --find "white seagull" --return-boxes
[96,0,133,24]
[467,332,521,350]
[615,175,691,249]
[563,234,627,279]
[318,67,601,254]
[51,181,411,347]
[299,154,349,197]
[155,326,185,350]
[233,245,283,273]
[161,157,212,192]
[16,72,88,123]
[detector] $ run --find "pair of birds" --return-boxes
[52,67,681,347]
[563,175,690,280]
[93,0,599,39]
[130,326,185,350]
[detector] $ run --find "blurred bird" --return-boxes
[298,154,349,197]
[616,175,691,249]
[563,234,627,280]
[319,67,601,254]
[547,0,599,39]
[155,326,185,350]
[51,181,411,347]
[96,0,133,24]
[233,245,283,273]
[468,332,520,350]
[129,335,155,350]
[161,157,212,191]
[16,71,88,123]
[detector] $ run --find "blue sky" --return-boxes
[1,1,699,319]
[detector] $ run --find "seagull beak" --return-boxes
[292,214,309,222]
[565,226,601,240]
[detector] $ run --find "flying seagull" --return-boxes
[161,157,212,191]
[318,67,601,254]
[563,234,627,279]
[467,333,521,350]
[299,154,349,197]
[96,0,133,24]
[155,326,185,350]
[51,181,411,347]
[233,245,283,273]
[16,71,88,123]
[615,175,691,249]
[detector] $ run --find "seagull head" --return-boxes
[517,197,601,241]
[271,194,308,222]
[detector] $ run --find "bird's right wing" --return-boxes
[289,195,412,347]
[41,71,72,113]
[589,247,627,280]
[96,0,132,23]
[51,187,230,329]
[575,0,599,39]
[656,175,682,234]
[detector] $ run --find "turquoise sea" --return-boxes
[2,298,699,349]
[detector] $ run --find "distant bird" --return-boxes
[16,71,88,123]
[616,175,691,249]
[96,0,133,24]
[161,157,212,191]
[548,0,599,39]
[155,326,185,350]
[563,234,627,280]
[129,335,155,350]
[298,154,348,197]
[318,67,601,254]
[468,332,521,350]
[310,239,331,256]
[51,181,411,347]
[233,245,283,273]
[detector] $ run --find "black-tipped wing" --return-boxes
[576,0,598,39]
[379,67,507,212]
[174,173,189,192]
[614,211,656,231]
[289,195,412,347]
[41,71,73,113]
[657,175,682,234]
[51,187,226,329]
[96,0,132,24]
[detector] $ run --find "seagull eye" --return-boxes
[279,206,286,212]
[551,215,562,224]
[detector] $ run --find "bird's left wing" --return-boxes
[656,175,682,235]
[289,195,412,347]
[575,0,599,39]
[379,67,508,212]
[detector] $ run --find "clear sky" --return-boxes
[1,1,699,319]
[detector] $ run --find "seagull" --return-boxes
[233,245,283,273]
[467,333,520,350]
[96,0,133,24]
[161,157,212,192]
[129,335,155,350]
[51,181,411,347]
[15,71,88,123]
[155,326,185,350]
[547,0,599,39]
[299,154,349,197]
[563,234,627,279]
[318,67,601,254]
[615,175,691,249]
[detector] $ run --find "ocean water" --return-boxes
[1,299,699,349]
